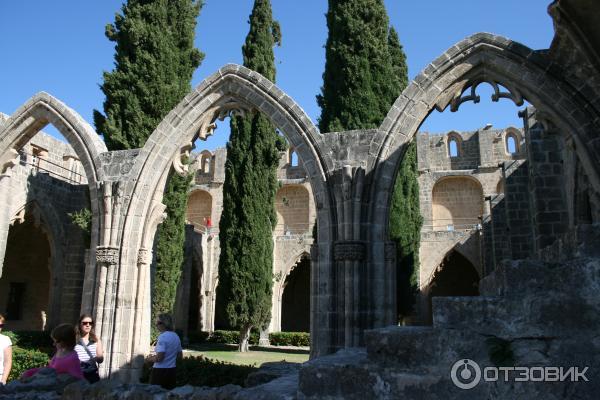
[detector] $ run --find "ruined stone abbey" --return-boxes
[1,0,599,397]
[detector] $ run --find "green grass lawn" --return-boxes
[184,343,310,366]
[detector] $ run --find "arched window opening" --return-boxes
[448,137,459,158]
[202,156,211,173]
[506,134,518,154]
[289,148,299,167]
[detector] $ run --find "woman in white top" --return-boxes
[0,313,13,385]
[74,314,103,383]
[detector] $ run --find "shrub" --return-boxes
[140,356,256,387]
[208,330,258,345]
[187,331,210,344]
[269,332,310,347]
[8,346,50,381]
[3,330,53,355]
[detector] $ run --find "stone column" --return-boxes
[94,246,119,378]
[0,149,18,276]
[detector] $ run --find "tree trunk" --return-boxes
[239,324,252,352]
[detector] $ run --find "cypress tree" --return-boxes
[94,0,204,330]
[389,139,422,320]
[319,1,420,320]
[217,0,283,352]
[317,0,399,132]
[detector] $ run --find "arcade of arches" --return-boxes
[0,6,599,387]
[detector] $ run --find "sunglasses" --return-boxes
[81,321,93,326]
[155,321,164,326]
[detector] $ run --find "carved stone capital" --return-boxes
[96,247,119,265]
[137,248,152,266]
[334,241,366,261]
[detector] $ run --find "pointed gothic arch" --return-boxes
[369,32,600,242]
[109,64,334,378]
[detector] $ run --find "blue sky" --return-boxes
[0,1,554,150]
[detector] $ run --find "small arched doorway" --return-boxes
[426,250,479,322]
[0,210,52,330]
[281,255,310,332]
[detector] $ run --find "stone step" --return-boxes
[364,326,489,372]
[432,292,600,338]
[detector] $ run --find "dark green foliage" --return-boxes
[269,332,310,347]
[388,27,408,96]
[95,0,203,334]
[186,330,310,347]
[153,169,193,330]
[68,208,92,247]
[217,0,281,349]
[3,330,53,353]
[389,140,422,319]
[94,0,204,150]
[207,330,259,345]
[8,347,50,381]
[317,0,403,132]
[486,337,514,367]
[140,356,257,387]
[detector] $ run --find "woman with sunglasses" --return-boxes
[0,314,12,385]
[75,314,103,383]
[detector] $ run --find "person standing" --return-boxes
[0,314,12,385]
[148,314,182,390]
[75,314,103,383]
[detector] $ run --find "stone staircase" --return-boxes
[296,225,600,399]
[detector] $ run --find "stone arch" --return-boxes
[431,176,484,231]
[0,92,104,279]
[276,251,310,332]
[503,127,522,155]
[115,65,332,376]
[0,92,106,182]
[186,189,213,230]
[446,132,463,158]
[2,200,65,329]
[370,32,600,244]
[275,185,310,235]
[199,150,213,174]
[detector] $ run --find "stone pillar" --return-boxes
[0,149,18,276]
[94,246,119,378]
[131,247,152,372]
[522,108,570,253]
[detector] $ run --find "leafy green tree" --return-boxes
[94,0,204,330]
[319,0,420,320]
[217,0,282,352]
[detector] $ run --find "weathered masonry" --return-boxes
[0,0,599,391]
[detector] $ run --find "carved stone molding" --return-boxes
[137,248,152,266]
[334,241,366,261]
[0,149,19,177]
[96,247,119,265]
